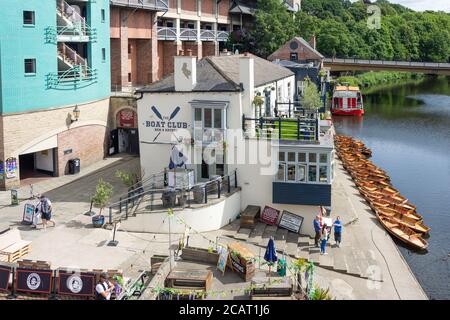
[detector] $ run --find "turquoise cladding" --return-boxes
[0,0,110,114]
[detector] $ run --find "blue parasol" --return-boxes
[264,237,278,279]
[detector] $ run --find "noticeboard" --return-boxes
[260,206,280,225]
[16,268,53,294]
[278,210,304,234]
[57,271,96,297]
[22,203,35,224]
[0,266,11,292]
[216,245,229,275]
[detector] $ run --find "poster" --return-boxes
[0,161,4,180]
[22,203,35,224]
[57,271,95,296]
[260,206,280,225]
[5,157,17,179]
[279,210,304,233]
[0,266,11,292]
[118,109,137,128]
[16,268,53,294]
[216,245,229,274]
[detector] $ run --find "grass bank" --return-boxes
[336,71,425,88]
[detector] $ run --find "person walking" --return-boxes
[313,215,321,247]
[320,224,329,255]
[333,216,343,247]
[37,195,55,230]
[95,273,114,300]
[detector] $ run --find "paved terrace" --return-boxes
[0,156,427,299]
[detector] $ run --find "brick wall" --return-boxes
[110,39,122,86]
[202,0,214,16]
[268,38,323,62]
[218,0,230,17]
[182,0,197,13]
[161,41,182,77]
[136,39,152,84]
[202,41,218,57]
[183,41,202,59]
[57,125,107,175]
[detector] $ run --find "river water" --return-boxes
[333,77,450,300]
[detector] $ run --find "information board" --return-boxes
[16,268,53,294]
[278,210,304,233]
[22,203,35,225]
[216,245,229,275]
[260,206,280,225]
[0,266,11,292]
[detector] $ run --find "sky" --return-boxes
[376,0,450,12]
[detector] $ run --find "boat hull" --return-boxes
[331,108,365,116]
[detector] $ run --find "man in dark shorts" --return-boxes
[38,195,56,230]
[333,216,343,247]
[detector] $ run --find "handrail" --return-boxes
[58,43,87,67]
[57,0,87,32]
[325,57,450,68]
[110,0,169,11]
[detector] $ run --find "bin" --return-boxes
[11,189,19,205]
[277,258,286,277]
[68,158,81,174]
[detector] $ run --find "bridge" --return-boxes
[324,58,450,76]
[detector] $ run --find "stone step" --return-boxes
[332,247,348,273]
[298,235,311,246]
[235,228,251,241]
[309,251,320,265]
[274,228,288,252]
[343,247,362,277]
[319,253,334,269]
[259,225,277,247]
[248,223,267,245]
[354,249,371,278]
[220,219,241,237]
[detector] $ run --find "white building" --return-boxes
[134,51,334,236]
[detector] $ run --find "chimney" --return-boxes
[239,53,254,115]
[309,35,317,50]
[174,51,197,92]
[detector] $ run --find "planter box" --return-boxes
[181,246,219,265]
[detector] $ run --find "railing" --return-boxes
[157,26,177,40]
[46,66,97,89]
[243,116,319,143]
[110,0,169,11]
[107,170,239,224]
[57,0,87,31]
[216,30,230,42]
[275,101,319,119]
[200,29,216,41]
[179,28,197,41]
[324,58,450,69]
[45,25,97,43]
[57,43,87,67]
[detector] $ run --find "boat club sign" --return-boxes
[143,105,190,143]
[57,271,96,296]
[16,268,52,294]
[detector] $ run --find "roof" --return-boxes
[294,37,324,59]
[229,0,257,15]
[138,54,294,93]
[268,37,325,62]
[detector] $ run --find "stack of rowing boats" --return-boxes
[335,135,430,251]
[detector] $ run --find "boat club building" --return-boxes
[134,52,335,236]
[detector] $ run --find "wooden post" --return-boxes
[217,180,221,199]
[297,117,300,140]
[204,185,207,204]
[234,170,237,188]
[227,175,231,193]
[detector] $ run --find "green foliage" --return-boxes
[302,80,322,109]
[115,169,139,188]
[91,179,114,214]
[310,286,333,300]
[336,71,424,87]
[239,0,450,62]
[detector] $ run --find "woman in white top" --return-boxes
[320,224,329,255]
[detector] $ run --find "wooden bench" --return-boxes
[240,205,261,229]
[0,229,32,263]
[165,269,212,292]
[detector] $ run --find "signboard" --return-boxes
[216,245,229,274]
[230,252,246,276]
[11,190,19,206]
[16,268,53,294]
[260,206,280,225]
[57,271,96,297]
[118,109,137,128]
[22,203,35,225]
[279,210,304,233]
[5,157,17,179]
[0,161,4,180]
[0,266,11,292]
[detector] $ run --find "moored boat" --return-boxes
[371,203,422,221]
[375,207,430,234]
[331,84,364,116]
[376,213,428,250]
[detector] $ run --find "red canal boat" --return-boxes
[331,84,364,116]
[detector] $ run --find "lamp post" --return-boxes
[71,105,80,124]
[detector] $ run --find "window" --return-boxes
[193,107,226,143]
[166,21,174,28]
[319,153,327,164]
[308,165,317,182]
[290,52,298,61]
[24,58,36,74]
[298,152,306,163]
[309,153,317,163]
[297,164,306,182]
[204,108,212,128]
[128,73,132,82]
[279,152,285,162]
[23,11,35,25]
[187,23,195,29]
[102,48,106,62]
[101,9,105,22]
[128,44,132,54]
[287,164,296,181]
[277,163,285,181]
[319,166,328,183]
[214,109,222,129]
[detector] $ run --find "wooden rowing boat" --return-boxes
[376,213,428,250]
[363,192,410,206]
[375,207,430,234]
[371,203,422,221]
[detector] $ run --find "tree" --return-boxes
[91,179,114,216]
[302,80,322,110]
[115,169,139,189]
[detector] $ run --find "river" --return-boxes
[333,77,450,300]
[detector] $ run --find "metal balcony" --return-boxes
[157,27,229,42]
[46,66,97,89]
[110,0,169,11]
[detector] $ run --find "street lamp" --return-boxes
[71,105,80,123]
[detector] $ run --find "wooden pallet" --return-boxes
[17,259,50,269]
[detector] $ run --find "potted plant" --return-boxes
[91,179,114,228]
[253,95,264,118]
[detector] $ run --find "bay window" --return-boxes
[193,107,225,143]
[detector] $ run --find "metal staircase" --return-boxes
[57,43,87,70]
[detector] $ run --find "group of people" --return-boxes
[313,215,343,255]
[32,195,56,230]
[95,272,122,300]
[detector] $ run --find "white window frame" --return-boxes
[193,107,226,144]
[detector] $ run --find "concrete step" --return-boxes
[259,225,277,246]
[332,247,348,272]
[248,223,267,245]
[309,249,320,265]
[220,219,241,237]
[354,249,371,278]
[343,247,362,277]
[235,228,251,241]
[319,253,334,269]
[298,235,311,246]
[274,228,288,252]
[286,232,299,257]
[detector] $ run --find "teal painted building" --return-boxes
[0,0,112,190]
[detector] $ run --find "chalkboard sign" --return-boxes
[260,206,280,225]
[0,266,11,292]
[57,271,96,297]
[16,268,53,294]
[216,245,229,275]
[279,210,304,233]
